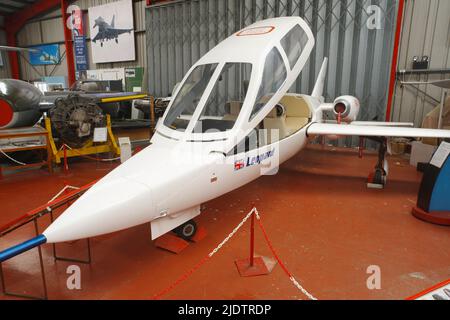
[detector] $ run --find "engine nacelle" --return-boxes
[332,95,360,123]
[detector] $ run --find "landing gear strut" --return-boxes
[366,137,388,189]
[174,219,197,240]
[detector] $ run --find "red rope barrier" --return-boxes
[153,255,210,299]
[152,208,317,300]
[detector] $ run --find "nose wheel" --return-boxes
[174,220,197,240]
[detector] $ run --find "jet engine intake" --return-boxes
[332,95,360,123]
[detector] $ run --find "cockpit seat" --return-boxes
[263,104,288,144]
[223,101,241,121]
[282,95,311,135]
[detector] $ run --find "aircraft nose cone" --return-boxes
[43,177,154,243]
[0,99,13,127]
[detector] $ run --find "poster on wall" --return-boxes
[68,5,88,78]
[28,44,60,65]
[74,36,88,71]
[88,0,135,64]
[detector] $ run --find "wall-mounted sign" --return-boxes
[88,0,135,64]
[74,35,88,71]
[28,44,60,65]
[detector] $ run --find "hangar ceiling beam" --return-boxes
[0,3,24,11]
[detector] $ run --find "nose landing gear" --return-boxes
[174,220,197,240]
[154,219,206,254]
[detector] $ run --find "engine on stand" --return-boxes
[48,94,106,148]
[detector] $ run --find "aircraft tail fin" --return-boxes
[111,15,115,28]
[312,57,328,99]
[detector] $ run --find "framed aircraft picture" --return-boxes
[88,0,135,64]
[28,44,60,65]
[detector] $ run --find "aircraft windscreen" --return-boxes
[193,63,252,134]
[164,63,218,131]
[280,24,309,69]
[249,47,287,121]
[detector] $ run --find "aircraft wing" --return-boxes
[92,32,102,42]
[350,121,414,127]
[0,45,39,53]
[306,123,450,139]
[114,28,133,35]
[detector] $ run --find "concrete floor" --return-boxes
[0,145,448,300]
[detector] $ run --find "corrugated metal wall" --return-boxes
[14,0,147,85]
[146,0,399,133]
[391,0,450,126]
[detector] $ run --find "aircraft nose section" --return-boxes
[43,177,154,243]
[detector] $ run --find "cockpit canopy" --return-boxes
[159,17,314,141]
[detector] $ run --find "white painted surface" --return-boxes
[42,17,450,244]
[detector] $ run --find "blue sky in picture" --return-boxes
[29,44,60,65]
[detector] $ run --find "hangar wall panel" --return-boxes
[146,0,399,147]
[391,0,450,127]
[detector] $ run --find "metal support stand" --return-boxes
[367,137,388,189]
[437,89,448,130]
[150,95,156,134]
[0,220,48,300]
[0,181,96,300]
[358,137,365,158]
[52,240,92,265]
[63,144,69,173]
[49,211,92,264]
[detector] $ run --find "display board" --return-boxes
[88,0,135,64]
[29,44,60,65]
[125,67,144,92]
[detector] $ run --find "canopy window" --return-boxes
[249,47,287,121]
[194,63,252,133]
[164,64,218,131]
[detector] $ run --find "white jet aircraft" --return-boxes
[1,17,450,261]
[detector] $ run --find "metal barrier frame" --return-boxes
[0,181,96,300]
[0,219,48,300]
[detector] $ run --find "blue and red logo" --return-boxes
[234,148,275,171]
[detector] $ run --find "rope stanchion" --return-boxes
[63,144,69,173]
[153,207,317,300]
[253,208,317,300]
